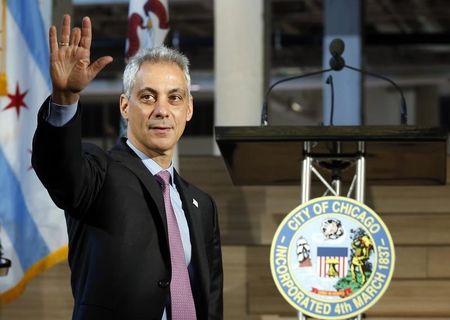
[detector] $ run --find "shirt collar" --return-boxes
[126,139,175,185]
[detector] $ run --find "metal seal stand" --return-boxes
[301,141,365,206]
[300,140,365,320]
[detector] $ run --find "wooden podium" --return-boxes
[215,125,447,320]
[215,125,447,186]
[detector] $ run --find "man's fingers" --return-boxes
[49,25,58,54]
[70,27,81,47]
[88,56,113,79]
[79,17,92,50]
[60,14,71,45]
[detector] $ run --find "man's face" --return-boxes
[120,61,193,159]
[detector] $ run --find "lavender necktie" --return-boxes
[155,170,196,320]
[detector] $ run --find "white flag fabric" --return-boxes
[0,0,68,302]
[125,0,170,59]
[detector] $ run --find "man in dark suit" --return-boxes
[32,15,223,320]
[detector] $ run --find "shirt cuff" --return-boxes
[46,99,78,127]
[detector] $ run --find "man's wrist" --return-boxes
[46,98,78,126]
[51,91,80,105]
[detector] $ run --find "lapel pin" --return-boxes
[193,198,198,208]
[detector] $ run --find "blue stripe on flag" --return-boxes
[8,0,51,88]
[317,247,348,257]
[0,149,50,270]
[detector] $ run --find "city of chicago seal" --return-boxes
[270,196,395,319]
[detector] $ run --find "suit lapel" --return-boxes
[175,172,209,302]
[109,139,168,235]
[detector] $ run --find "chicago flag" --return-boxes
[0,0,67,302]
[125,0,170,59]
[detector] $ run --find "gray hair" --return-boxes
[123,46,191,98]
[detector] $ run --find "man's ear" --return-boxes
[186,95,193,122]
[119,94,129,120]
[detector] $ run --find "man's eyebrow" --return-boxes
[137,87,157,95]
[136,87,188,97]
[168,88,186,94]
[168,88,188,96]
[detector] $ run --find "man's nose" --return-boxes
[154,100,169,117]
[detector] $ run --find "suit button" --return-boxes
[158,280,170,288]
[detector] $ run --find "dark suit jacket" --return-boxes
[32,97,223,320]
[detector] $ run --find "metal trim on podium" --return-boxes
[215,125,447,320]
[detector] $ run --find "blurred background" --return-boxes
[70,0,450,151]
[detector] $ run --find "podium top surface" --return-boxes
[215,125,448,186]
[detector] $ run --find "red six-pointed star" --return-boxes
[3,82,28,116]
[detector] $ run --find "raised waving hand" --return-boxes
[49,15,113,105]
